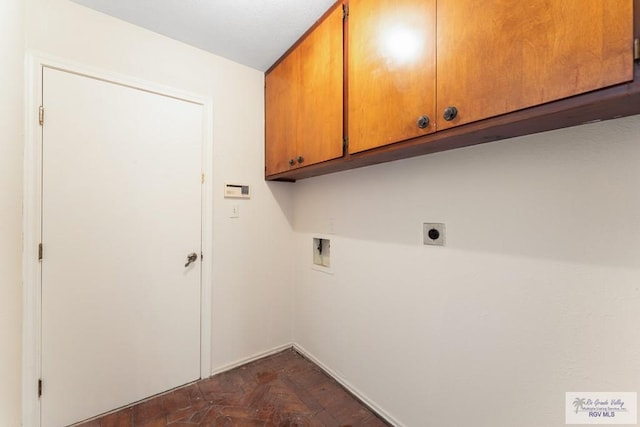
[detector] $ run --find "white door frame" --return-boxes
[22,52,214,427]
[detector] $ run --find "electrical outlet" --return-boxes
[423,223,445,246]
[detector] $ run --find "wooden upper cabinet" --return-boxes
[265,0,638,181]
[297,4,344,169]
[265,50,298,176]
[436,0,635,130]
[265,3,344,177]
[348,0,437,154]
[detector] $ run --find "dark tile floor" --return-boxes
[74,348,391,426]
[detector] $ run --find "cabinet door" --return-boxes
[437,0,634,130]
[296,4,344,169]
[348,0,436,154]
[265,49,299,176]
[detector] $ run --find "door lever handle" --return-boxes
[185,252,198,267]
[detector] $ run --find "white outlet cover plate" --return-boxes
[230,202,239,218]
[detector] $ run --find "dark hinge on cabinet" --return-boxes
[38,243,43,261]
[38,379,42,398]
[634,38,639,61]
[38,106,44,126]
[343,137,349,155]
[342,4,349,19]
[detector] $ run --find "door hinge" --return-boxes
[38,106,44,126]
[634,38,639,61]
[201,173,205,184]
[38,379,42,398]
[343,4,349,19]
[38,243,43,261]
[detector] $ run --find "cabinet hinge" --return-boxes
[38,106,44,126]
[38,243,43,262]
[38,379,42,398]
[342,4,349,19]
[343,137,349,154]
[634,38,640,61]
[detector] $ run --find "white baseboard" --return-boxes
[209,342,294,377]
[292,343,404,427]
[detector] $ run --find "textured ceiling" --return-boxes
[71,0,338,71]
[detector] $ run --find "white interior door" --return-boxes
[41,67,203,427]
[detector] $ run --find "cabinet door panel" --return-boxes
[265,50,299,176]
[348,0,436,154]
[437,0,634,130]
[297,5,344,168]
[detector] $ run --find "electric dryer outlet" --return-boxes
[423,223,445,246]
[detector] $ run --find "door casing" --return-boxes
[22,52,214,427]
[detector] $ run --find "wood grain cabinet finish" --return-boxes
[265,0,639,181]
[265,3,344,176]
[265,48,299,176]
[348,0,436,154]
[437,0,634,130]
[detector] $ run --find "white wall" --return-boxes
[292,115,640,427]
[13,1,293,425]
[9,2,640,427]
[0,0,25,425]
